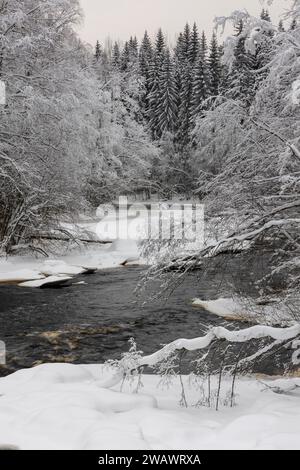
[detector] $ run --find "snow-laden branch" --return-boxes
[138,324,300,368]
[98,325,300,388]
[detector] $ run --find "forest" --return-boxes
[0,0,299,309]
[0,0,300,452]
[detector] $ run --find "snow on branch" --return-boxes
[215,9,276,68]
[138,324,300,368]
[98,325,300,389]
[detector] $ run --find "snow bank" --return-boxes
[192,297,254,322]
[192,297,296,325]
[0,363,299,450]
[0,268,45,284]
[0,238,143,287]
[39,260,86,276]
[19,275,73,288]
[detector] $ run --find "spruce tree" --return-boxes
[208,33,221,97]
[156,49,178,136]
[148,29,166,138]
[182,23,191,60]
[174,32,185,62]
[139,31,153,77]
[121,41,130,71]
[177,64,193,147]
[191,53,208,123]
[199,31,208,63]
[228,24,256,104]
[95,40,102,62]
[129,36,139,62]
[139,31,153,117]
[189,23,200,64]
[155,28,166,56]
[112,42,120,68]
[175,24,194,146]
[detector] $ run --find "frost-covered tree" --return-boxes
[112,42,121,68]
[208,33,221,97]
[199,31,208,64]
[189,23,200,64]
[139,31,153,77]
[156,49,178,136]
[190,3,300,311]
[121,41,130,71]
[0,0,101,252]
[95,40,102,62]
[148,29,166,139]
[190,54,209,123]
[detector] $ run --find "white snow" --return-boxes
[0,268,45,283]
[192,297,296,325]
[192,297,250,321]
[39,260,86,276]
[19,275,73,288]
[0,363,299,450]
[0,238,144,287]
[136,324,300,369]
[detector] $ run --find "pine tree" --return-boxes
[175,32,185,62]
[128,36,139,62]
[191,53,208,123]
[199,31,208,63]
[155,28,166,56]
[139,31,153,117]
[139,31,153,77]
[208,33,221,97]
[112,42,120,68]
[95,40,102,62]
[182,23,191,60]
[175,24,194,146]
[255,9,275,79]
[148,29,166,138]
[177,65,193,147]
[229,28,256,103]
[290,19,297,30]
[156,49,178,136]
[189,23,200,64]
[121,41,130,71]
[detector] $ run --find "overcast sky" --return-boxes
[78,0,288,47]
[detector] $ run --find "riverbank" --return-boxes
[0,362,299,450]
[0,239,143,287]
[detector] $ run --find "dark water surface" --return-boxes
[0,254,270,376]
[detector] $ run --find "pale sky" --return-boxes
[78,0,289,47]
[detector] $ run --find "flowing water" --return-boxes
[0,251,274,377]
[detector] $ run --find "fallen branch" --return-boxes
[30,234,112,245]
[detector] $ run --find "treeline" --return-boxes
[92,10,298,195]
[94,10,296,147]
[95,24,223,147]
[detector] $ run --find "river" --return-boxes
[0,251,274,377]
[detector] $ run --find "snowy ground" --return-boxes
[0,363,299,450]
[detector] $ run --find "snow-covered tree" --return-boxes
[208,33,221,97]
[190,3,300,311]
[156,49,178,136]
